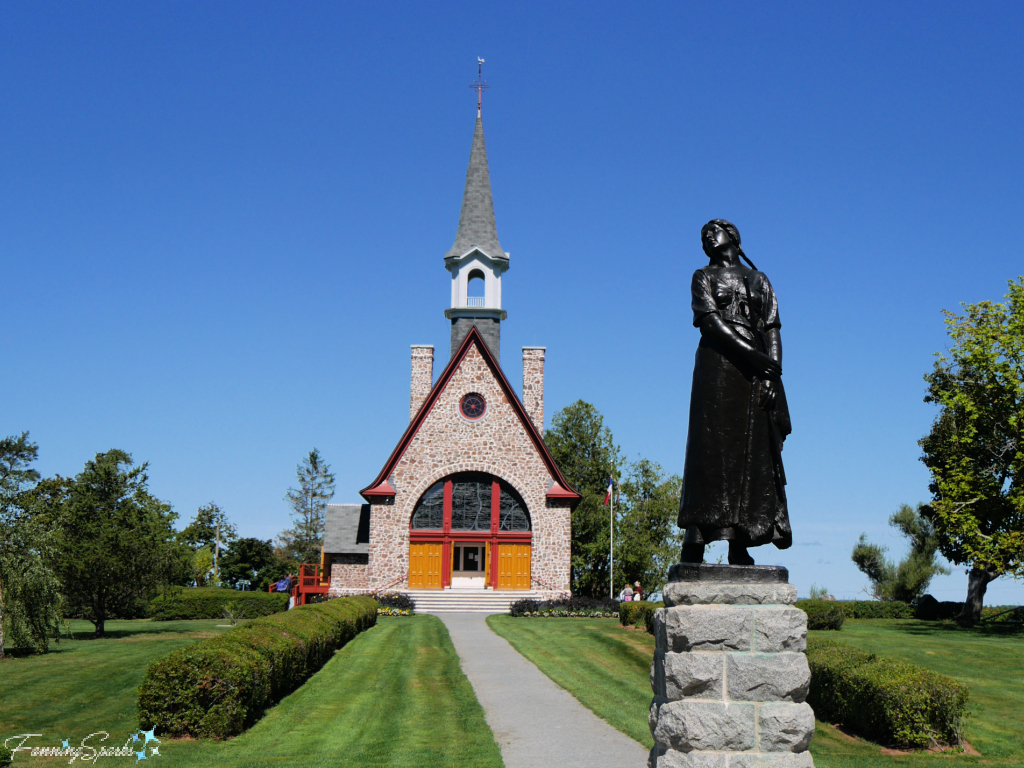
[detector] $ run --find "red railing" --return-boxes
[267,563,330,606]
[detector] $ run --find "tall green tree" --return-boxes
[614,458,682,596]
[181,502,238,550]
[851,503,950,603]
[280,448,336,564]
[544,401,623,598]
[219,537,277,588]
[51,450,187,636]
[0,433,64,657]
[180,502,237,581]
[919,277,1024,623]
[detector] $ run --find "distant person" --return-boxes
[633,581,642,601]
[619,584,633,602]
[276,574,292,593]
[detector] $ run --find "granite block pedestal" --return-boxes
[648,565,815,768]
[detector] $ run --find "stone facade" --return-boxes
[522,347,545,435]
[331,336,573,597]
[328,554,370,591]
[649,580,816,768]
[410,345,434,421]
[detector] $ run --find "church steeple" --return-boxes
[445,116,507,265]
[444,68,508,361]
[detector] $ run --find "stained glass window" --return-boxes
[499,487,531,531]
[409,474,531,532]
[450,478,492,530]
[460,393,486,420]
[410,481,444,529]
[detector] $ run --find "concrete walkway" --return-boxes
[437,613,649,768]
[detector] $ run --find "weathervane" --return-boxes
[470,57,489,116]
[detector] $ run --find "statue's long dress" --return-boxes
[678,265,793,549]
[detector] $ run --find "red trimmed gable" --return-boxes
[360,326,580,504]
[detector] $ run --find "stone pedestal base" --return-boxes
[648,565,815,768]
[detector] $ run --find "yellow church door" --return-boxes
[497,544,531,590]
[409,542,443,589]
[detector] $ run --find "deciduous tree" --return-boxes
[544,401,623,597]
[919,277,1024,623]
[0,433,64,657]
[52,450,186,636]
[219,537,277,588]
[180,502,237,581]
[614,458,682,596]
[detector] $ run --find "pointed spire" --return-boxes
[445,116,507,263]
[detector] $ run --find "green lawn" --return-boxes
[2,615,503,768]
[487,615,1024,768]
[0,617,235,748]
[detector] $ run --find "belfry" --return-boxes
[324,70,578,608]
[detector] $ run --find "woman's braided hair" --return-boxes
[702,219,758,271]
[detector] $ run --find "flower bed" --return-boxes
[509,596,619,618]
[377,607,413,616]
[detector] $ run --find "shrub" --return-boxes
[148,587,288,621]
[137,596,377,739]
[914,595,963,621]
[619,601,663,630]
[799,600,845,630]
[806,637,968,749]
[839,600,915,619]
[510,599,540,617]
[373,592,416,613]
[981,605,1023,624]
[510,596,618,617]
[795,600,914,620]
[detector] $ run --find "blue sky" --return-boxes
[3,2,1022,603]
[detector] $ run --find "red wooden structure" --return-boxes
[267,561,330,606]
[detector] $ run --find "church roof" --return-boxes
[323,504,370,554]
[360,325,580,504]
[444,116,508,264]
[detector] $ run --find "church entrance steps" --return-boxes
[402,588,541,614]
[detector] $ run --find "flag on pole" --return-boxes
[604,476,613,506]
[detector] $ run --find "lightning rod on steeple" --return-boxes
[470,57,490,117]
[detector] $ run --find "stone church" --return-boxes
[324,108,578,602]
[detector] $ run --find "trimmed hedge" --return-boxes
[806,637,968,749]
[148,587,289,621]
[840,600,915,619]
[798,600,845,630]
[137,596,377,738]
[794,600,914,620]
[619,601,663,631]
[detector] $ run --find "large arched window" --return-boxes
[410,473,530,532]
[410,481,444,529]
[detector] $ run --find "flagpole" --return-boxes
[610,479,614,600]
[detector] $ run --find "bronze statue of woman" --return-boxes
[679,220,792,565]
